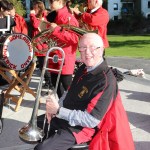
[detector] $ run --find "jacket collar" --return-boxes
[87,6,103,14]
[90,6,101,13]
[88,60,109,76]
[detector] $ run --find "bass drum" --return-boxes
[0,33,33,71]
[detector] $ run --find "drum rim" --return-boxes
[0,33,34,71]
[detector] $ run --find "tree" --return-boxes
[8,0,26,16]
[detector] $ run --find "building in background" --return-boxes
[107,0,150,20]
[20,0,150,20]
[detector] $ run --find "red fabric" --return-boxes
[87,92,103,113]
[30,11,48,56]
[73,128,95,144]
[81,7,109,48]
[14,13,28,35]
[89,92,135,150]
[48,6,79,75]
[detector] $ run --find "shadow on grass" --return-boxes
[109,40,150,48]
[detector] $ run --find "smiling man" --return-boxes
[34,33,134,150]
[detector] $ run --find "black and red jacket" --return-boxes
[57,60,134,149]
[63,60,117,143]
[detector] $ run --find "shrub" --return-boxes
[108,12,150,34]
[8,0,26,17]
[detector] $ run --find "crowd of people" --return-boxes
[0,0,135,150]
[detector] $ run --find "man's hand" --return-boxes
[46,94,59,121]
[50,23,58,31]
[71,7,81,15]
[30,10,36,14]
[46,94,59,123]
[46,112,53,124]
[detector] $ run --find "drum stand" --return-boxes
[0,62,36,111]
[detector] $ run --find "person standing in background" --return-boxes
[30,0,53,89]
[9,2,28,35]
[0,0,16,35]
[0,0,16,85]
[71,0,109,49]
[46,0,79,98]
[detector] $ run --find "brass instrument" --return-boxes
[19,47,65,142]
[31,20,98,54]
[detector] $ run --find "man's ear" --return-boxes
[100,47,104,57]
[1,8,4,12]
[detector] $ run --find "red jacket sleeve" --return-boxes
[30,14,41,29]
[14,14,28,35]
[21,17,28,35]
[81,8,109,27]
[52,25,79,45]
[52,14,79,45]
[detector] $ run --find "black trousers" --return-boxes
[34,115,76,150]
[51,73,72,98]
[37,56,52,86]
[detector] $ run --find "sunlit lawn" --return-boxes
[105,35,150,59]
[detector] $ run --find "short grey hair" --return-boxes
[79,33,104,47]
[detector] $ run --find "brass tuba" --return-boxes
[31,20,98,54]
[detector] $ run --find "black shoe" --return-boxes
[41,91,49,96]
[42,83,49,89]
[49,85,54,90]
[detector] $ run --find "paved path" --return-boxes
[0,58,150,150]
[106,56,150,74]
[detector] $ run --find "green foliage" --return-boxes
[108,12,150,35]
[8,0,26,17]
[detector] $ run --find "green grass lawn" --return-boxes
[105,35,150,59]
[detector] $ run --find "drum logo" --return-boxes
[3,46,17,70]
[9,34,33,53]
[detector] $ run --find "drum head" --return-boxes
[2,33,33,70]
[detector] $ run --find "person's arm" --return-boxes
[57,73,116,128]
[57,108,100,128]
[47,82,115,129]
[52,25,79,45]
[21,17,28,35]
[58,91,68,107]
[13,15,28,35]
[49,14,79,46]
[30,10,41,29]
[81,8,109,26]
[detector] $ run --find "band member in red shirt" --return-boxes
[0,0,16,85]
[9,3,28,35]
[72,0,109,49]
[46,0,79,98]
[30,1,52,89]
[0,0,16,35]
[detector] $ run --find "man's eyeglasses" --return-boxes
[78,46,101,52]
